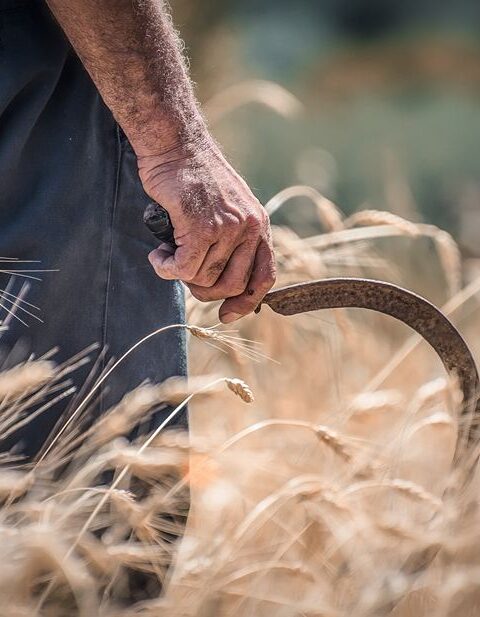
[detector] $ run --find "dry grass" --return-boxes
[0,195,479,616]
[178,195,480,617]
[0,75,479,614]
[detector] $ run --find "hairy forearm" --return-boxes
[46,0,210,156]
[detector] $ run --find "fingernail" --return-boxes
[221,312,242,324]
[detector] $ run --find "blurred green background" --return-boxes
[173,0,480,255]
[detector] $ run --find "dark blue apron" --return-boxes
[0,0,187,456]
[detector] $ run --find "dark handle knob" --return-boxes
[143,202,177,248]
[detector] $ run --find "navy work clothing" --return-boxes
[0,0,187,456]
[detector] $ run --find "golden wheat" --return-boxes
[0,194,478,616]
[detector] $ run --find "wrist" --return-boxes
[136,130,219,175]
[128,112,213,160]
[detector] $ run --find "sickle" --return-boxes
[144,203,480,447]
[262,278,479,444]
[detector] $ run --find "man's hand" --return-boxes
[139,144,276,323]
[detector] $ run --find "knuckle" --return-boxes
[206,259,227,284]
[211,215,223,232]
[189,287,210,302]
[235,210,248,227]
[151,263,175,280]
[261,215,272,235]
[193,258,227,288]
[260,273,276,292]
[205,290,223,301]
[189,281,227,302]
[263,266,277,286]
[243,269,275,299]
[224,211,242,228]
[214,280,245,299]
[158,271,176,281]
[220,213,245,238]
[178,266,197,282]
[231,281,247,297]
[188,287,203,301]
[245,212,261,233]
[193,273,215,288]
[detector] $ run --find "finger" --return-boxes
[218,239,276,323]
[148,238,210,282]
[190,239,238,288]
[188,239,257,302]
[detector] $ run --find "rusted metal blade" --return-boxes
[262,278,479,445]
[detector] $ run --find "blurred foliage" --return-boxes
[172,0,480,253]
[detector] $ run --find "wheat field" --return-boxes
[0,80,479,616]
[0,194,479,616]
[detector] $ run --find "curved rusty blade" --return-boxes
[262,278,479,446]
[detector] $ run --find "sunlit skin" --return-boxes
[45,0,276,324]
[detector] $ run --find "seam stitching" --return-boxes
[100,122,122,412]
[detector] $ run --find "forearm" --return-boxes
[45,0,210,157]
